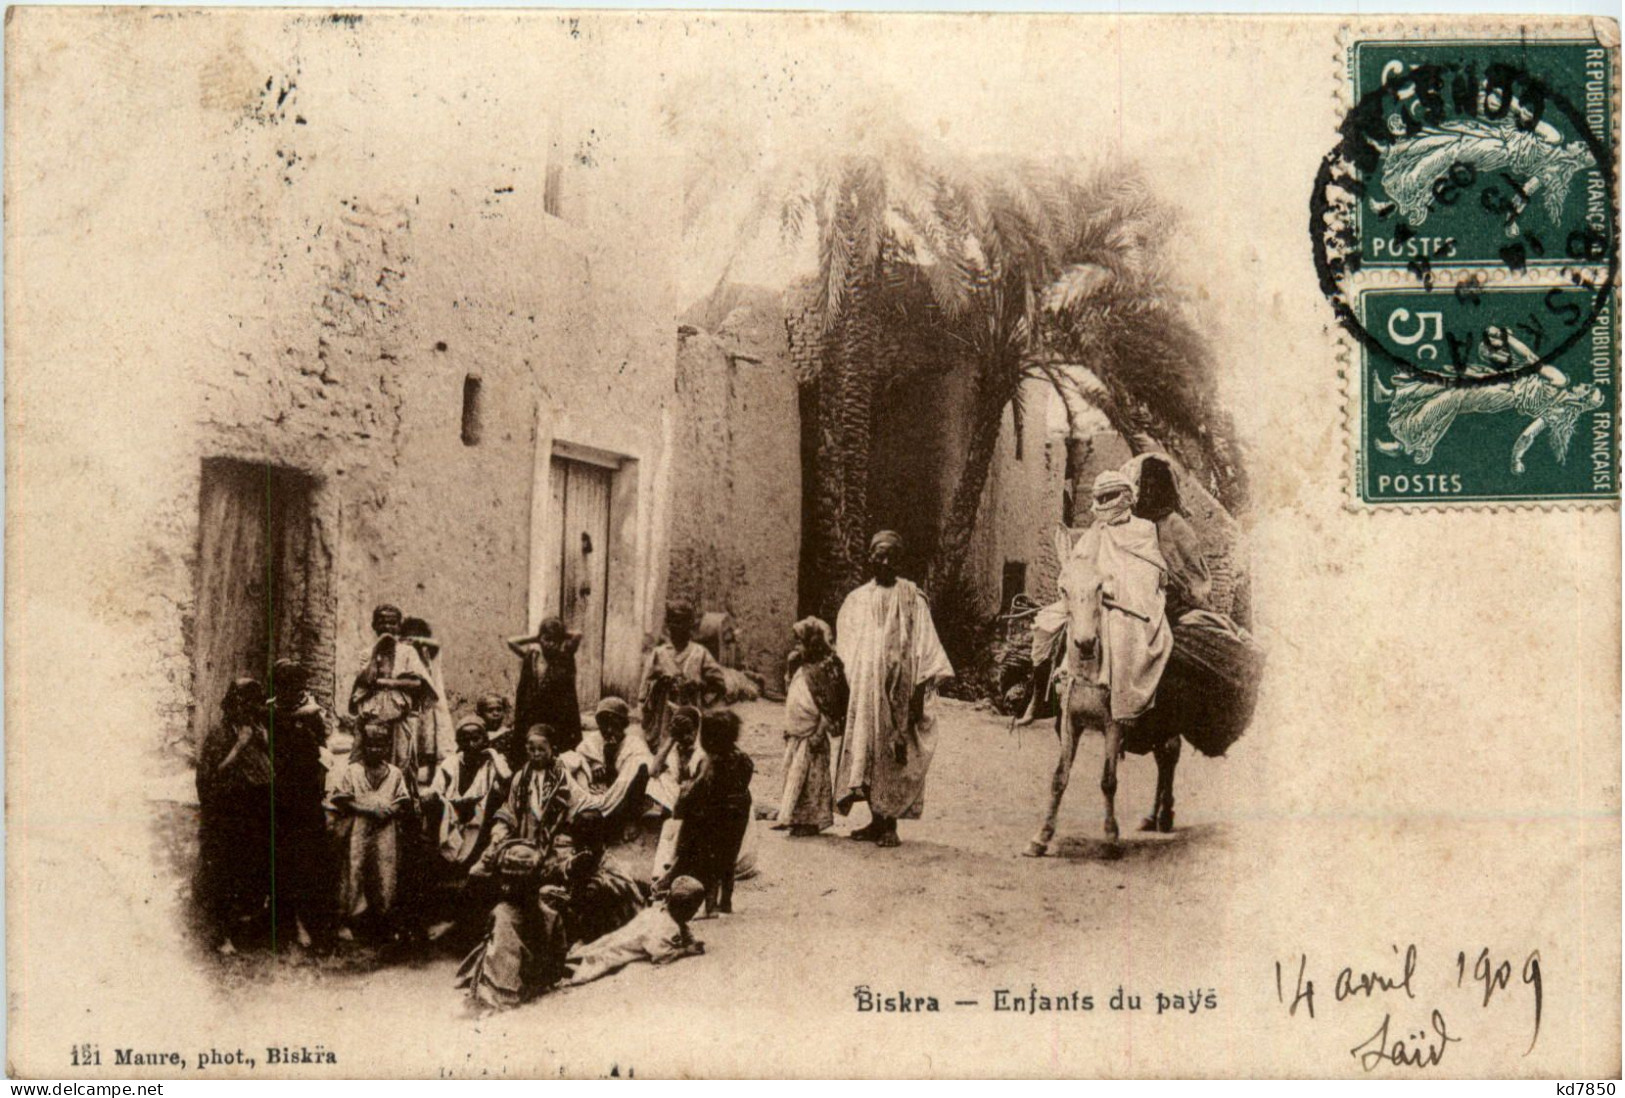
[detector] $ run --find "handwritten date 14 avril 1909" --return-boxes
[1275,946,1542,1072]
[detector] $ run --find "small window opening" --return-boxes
[461,373,484,446]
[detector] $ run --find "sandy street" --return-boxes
[651,694,1271,1005]
[255,697,1271,1042]
[137,689,1614,1078]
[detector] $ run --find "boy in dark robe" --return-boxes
[268,658,334,951]
[196,677,274,954]
[666,710,754,917]
[507,618,583,754]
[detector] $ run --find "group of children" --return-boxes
[194,598,761,992]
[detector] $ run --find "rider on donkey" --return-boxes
[1019,471,1173,728]
[1023,458,1264,855]
[1077,469,1173,729]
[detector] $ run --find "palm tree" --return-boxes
[676,103,976,621]
[918,160,1242,598]
[1038,250,1248,510]
[673,92,1240,621]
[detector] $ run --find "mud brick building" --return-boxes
[783,288,1070,615]
[8,15,681,770]
[662,282,1076,694]
[667,287,803,695]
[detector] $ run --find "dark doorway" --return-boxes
[190,459,321,746]
[1001,560,1027,613]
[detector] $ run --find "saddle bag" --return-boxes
[1163,611,1266,758]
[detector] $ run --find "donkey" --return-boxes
[1024,536,1188,857]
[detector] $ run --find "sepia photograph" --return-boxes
[3,7,1619,1080]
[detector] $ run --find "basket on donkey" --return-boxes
[1142,611,1265,759]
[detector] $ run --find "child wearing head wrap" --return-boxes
[561,697,655,847]
[775,617,846,836]
[425,718,512,869]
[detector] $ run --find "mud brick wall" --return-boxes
[8,13,681,784]
[668,287,803,694]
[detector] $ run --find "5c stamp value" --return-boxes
[1359,286,1614,502]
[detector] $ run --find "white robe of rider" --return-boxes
[1076,470,1172,722]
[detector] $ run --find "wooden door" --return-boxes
[550,456,613,708]
[191,459,316,747]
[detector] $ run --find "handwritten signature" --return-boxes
[1351,1010,1461,1071]
[1275,945,1542,1070]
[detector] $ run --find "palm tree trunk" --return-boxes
[811,266,880,624]
[808,364,846,623]
[795,377,825,620]
[925,370,1018,601]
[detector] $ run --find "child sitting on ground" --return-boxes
[475,692,515,768]
[560,876,706,987]
[425,718,511,871]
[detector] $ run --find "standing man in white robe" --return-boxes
[833,530,954,848]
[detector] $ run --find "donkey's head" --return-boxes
[1057,545,1103,668]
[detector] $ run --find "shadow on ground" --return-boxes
[1047,822,1223,863]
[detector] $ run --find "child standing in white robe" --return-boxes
[328,722,415,937]
[776,617,845,836]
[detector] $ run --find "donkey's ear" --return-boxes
[1053,524,1074,565]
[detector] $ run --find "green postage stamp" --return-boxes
[1358,287,1614,503]
[1314,30,1620,505]
[1348,38,1612,271]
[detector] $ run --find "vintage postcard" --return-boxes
[5,8,1620,1080]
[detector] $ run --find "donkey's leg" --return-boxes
[1155,734,1182,832]
[1139,726,1161,831]
[1142,730,1171,831]
[1101,718,1123,842]
[1025,686,1080,857]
